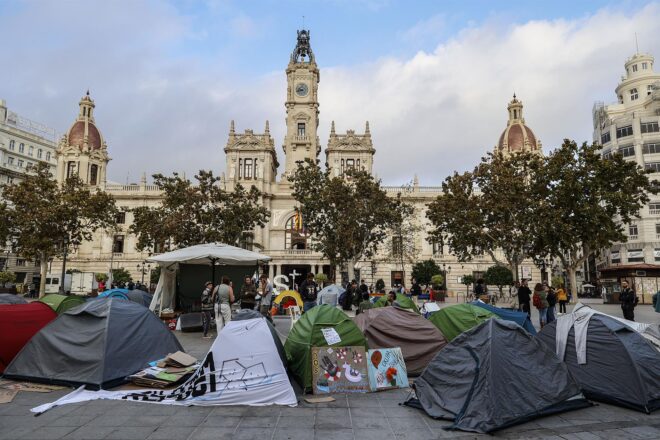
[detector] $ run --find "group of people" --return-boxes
[515,279,569,328]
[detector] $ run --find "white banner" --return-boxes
[32,319,297,414]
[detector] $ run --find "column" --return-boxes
[268,264,274,280]
[275,264,281,276]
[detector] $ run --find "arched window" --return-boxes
[285,213,309,249]
[9,140,14,150]
[90,164,98,185]
[630,88,639,101]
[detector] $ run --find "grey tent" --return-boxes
[4,298,183,389]
[406,318,590,434]
[125,290,153,307]
[233,309,287,367]
[0,293,27,304]
[537,308,660,413]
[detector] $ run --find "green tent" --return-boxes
[428,303,496,341]
[38,294,86,315]
[284,304,367,392]
[374,293,420,313]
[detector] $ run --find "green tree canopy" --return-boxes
[484,265,513,295]
[0,163,118,296]
[411,259,441,286]
[0,271,17,285]
[111,267,132,284]
[291,159,403,281]
[375,278,385,292]
[129,170,270,251]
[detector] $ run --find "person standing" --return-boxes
[474,279,486,300]
[619,280,637,321]
[259,274,274,321]
[212,276,234,332]
[533,283,549,328]
[239,276,258,310]
[545,283,557,324]
[342,280,357,311]
[299,273,319,312]
[201,281,214,339]
[517,279,532,319]
[359,279,369,298]
[410,278,422,297]
[509,281,519,299]
[557,285,568,314]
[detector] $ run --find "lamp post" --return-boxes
[137,261,151,285]
[441,263,452,291]
[59,237,80,294]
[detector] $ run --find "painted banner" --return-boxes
[367,348,408,391]
[311,346,369,394]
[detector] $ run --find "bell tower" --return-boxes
[282,29,321,178]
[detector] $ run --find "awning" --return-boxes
[147,242,271,266]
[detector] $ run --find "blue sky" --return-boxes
[1,0,659,184]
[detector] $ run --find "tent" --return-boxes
[428,303,495,341]
[233,309,287,366]
[374,293,420,313]
[0,302,57,373]
[318,284,344,306]
[284,304,367,391]
[31,316,297,414]
[147,243,271,313]
[97,288,129,299]
[536,304,660,413]
[39,294,86,314]
[4,298,183,389]
[0,293,28,304]
[406,318,590,433]
[125,290,153,307]
[471,300,536,334]
[354,306,447,375]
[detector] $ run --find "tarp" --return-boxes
[0,293,27,304]
[407,318,590,433]
[354,306,447,375]
[284,304,367,392]
[537,307,660,413]
[471,300,536,334]
[318,285,344,306]
[428,303,495,341]
[0,302,57,373]
[39,294,86,314]
[31,317,297,414]
[374,293,420,313]
[125,290,153,307]
[4,298,183,389]
[147,242,271,266]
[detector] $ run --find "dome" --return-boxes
[496,95,541,155]
[68,120,103,150]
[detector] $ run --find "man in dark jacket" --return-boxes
[410,278,422,297]
[299,273,318,313]
[342,280,357,311]
[517,279,532,319]
[619,280,637,321]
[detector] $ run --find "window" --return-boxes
[90,164,98,185]
[16,259,26,267]
[37,149,43,159]
[116,211,126,224]
[254,157,258,179]
[645,162,660,172]
[632,64,638,72]
[616,125,633,138]
[340,159,345,175]
[603,149,612,159]
[650,203,660,214]
[297,123,305,136]
[9,140,14,150]
[243,158,253,179]
[391,271,403,288]
[656,224,660,236]
[67,161,77,178]
[601,132,611,144]
[643,62,648,70]
[619,145,635,157]
[655,249,660,261]
[643,143,660,154]
[285,214,308,249]
[19,143,24,153]
[238,159,242,179]
[630,88,639,101]
[628,249,644,262]
[611,251,621,264]
[618,95,623,104]
[649,85,654,96]
[356,159,360,169]
[17,160,23,168]
[641,121,660,134]
[628,224,638,238]
[45,152,51,161]
[346,159,355,171]
[432,239,444,255]
[7,157,14,165]
[112,235,125,254]
[392,235,403,256]
[28,146,33,156]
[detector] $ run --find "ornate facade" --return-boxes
[59,30,542,292]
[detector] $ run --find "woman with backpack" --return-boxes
[532,283,549,328]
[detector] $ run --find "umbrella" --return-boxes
[582,284,596,288]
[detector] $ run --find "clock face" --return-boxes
[295,83,309,97]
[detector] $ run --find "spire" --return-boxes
[365,121,370,135]
[140,172,147,185]
[265,120,270,134]
[78,90,95,121]
[330,120,335,135]
[413,174,419,188]
[291,29,315,63]
[230,120,235,134]
[507,94,523,123]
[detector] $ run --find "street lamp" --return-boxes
[442,263,452,291]
[136,261,151,285]
[59,237,80,294]
[2,237,17,272]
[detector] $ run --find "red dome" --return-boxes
[497,122,539,153]
[68,120,102,150]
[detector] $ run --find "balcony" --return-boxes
[291,135,310,143]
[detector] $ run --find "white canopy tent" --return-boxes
[147,243,271,313]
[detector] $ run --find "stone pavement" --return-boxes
[1,302,660,439]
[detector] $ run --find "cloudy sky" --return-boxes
[2,0,659,185]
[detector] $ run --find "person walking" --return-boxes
[341,280,357,311]
[299,273,319,313]
[517,279,532,319]
[258,274,274,321]
[213,276,234,332]
[619,280,638,321]
[557,285,568,314]
[532,283,549,328]
[201,281,214,339]
[239,276,258,310]
[546,283,557,324]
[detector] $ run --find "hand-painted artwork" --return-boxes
[311,346,369,394]
[367,348,408,391]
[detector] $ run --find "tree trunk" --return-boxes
[39,252,48,298]
[568,266,578,299]
[347,259,356,283]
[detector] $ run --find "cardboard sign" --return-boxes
[367,348,408,391]
[321,328,341,346]
[311,346,369,394]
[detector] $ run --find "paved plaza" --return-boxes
[1,300,659,440]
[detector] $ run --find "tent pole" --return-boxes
[211,258,218,285]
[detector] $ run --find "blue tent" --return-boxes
[97,288,129,300]
[472,301,536,335]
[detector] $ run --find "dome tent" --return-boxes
[536,304,660,413]
[4,298,183,389]
[471,300,536,334]
[0,293,28,304]
[284,305,367,392]
[125,290,153,307]
[428,303,495,341]
[406,318,590,434]
[355,306,447,375]
[373,293,419,313]
[39,294,86,314]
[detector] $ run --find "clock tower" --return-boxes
[282,29,321,178]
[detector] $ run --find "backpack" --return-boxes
[532,292,542,309]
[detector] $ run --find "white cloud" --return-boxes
[1,2,659,186]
